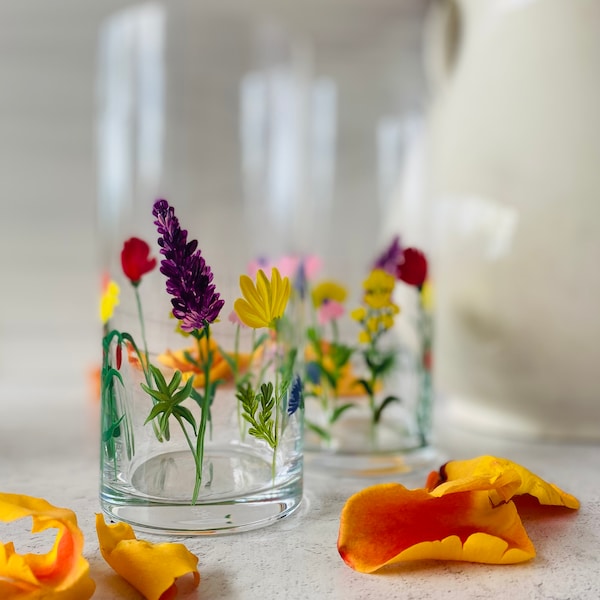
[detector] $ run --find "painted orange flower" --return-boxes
[338,455,579,573]
[157,337,260,388]
[0,493,95,599]
[96,514,199,600]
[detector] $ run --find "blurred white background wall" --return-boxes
[0,1,430,404]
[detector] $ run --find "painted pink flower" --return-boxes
[318,300,346,325]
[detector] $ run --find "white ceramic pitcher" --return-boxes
[424,0,600,440]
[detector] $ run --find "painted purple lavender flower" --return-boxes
[373,235,403,275]
[152,199,224,332]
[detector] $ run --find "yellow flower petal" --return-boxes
[95,514,199,600]
[239,274,269,323]
[274,271,291,318]
[362,269,395,294]
[420,279,434,311]
[311,280,348,308]
[350,307,366,322]
[233,298,268,329]
[0,493,95,600]
[337,483,534,573]
[256,269,272,317]
[427,455,580,509]
[100,280,120,324]
[234,268,290,329]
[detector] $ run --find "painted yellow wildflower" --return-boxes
[350,307,366,322]
[352,270,400,345]
[96,514,200,600]
[361,270,396,311]
[420,279,434,311]
[363,268,395,294]
[311,280,348,308]
[234,267,291,329]
[100,280,120,324]
[0,493,95,600]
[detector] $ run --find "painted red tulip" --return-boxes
[121,237,157,285]
[397,247,428,288]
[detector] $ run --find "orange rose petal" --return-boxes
[337,483,535,573]
[96,514,199,600]
[0,493,95,600]
[427,456,580,509]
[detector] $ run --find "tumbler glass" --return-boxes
[300,18,437,477]
[96,3,314,534]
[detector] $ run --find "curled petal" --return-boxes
[96,514,199,600]
[427,456,580,509]
[337,483,535,573]
[0,493,95,600]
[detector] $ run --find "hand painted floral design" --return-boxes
[302,238,434,454]
[121,237,157,285]
[232,267,300,476]
[337,456,579,572]
[373,235,403,275]
[99,277,120,324]
[153,199,224,331]
[100,199,301,505]
[234,268,291,329]
[396,247,428,288]
[311,280,348,326]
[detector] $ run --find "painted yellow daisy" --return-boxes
[234,267,291,329]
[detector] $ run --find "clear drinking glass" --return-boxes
[96,3,313,534]
[300,18,437,477]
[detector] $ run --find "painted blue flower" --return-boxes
[287,374,303,416]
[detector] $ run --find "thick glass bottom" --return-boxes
[101,447,303,535]
[305,444,439,479]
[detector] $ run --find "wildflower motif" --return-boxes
[373,235,403,275]
[352,269,400,344]
[362,269,396,310]
[101,198,302,512]
[288,375,303,416]
[234,268,291,329]
[121,237,157,285]
[396,247,428,288]
[153,199,224,332]
[311,280,348,308]
[100,279,120,324]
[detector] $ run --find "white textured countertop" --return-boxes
[2,377,599,600]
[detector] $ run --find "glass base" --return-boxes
[304,445,439,479]
[101,447,303,535]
